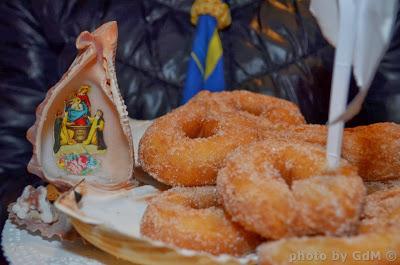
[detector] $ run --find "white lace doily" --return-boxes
[1,220,135,265]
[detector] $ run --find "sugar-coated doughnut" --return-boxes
[263,122,400,181]
[139,101,260,186]
[217,139,365,240]
[359,187,400,233]
[343,123,400,181]
[191,90,306,126]
[139,90,307,186]
[140,186,262,256]
[257,175,400,265]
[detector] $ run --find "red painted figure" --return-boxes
[76,85,91,110]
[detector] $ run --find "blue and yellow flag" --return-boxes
[182,1,230,104]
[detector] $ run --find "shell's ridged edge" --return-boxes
[104,39,135,180]
[27,21,135,190]
[71,218,257,265]
[95,22,135,186]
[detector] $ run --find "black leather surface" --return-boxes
[0,0,399,263]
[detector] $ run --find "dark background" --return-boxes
[0,0,399,263]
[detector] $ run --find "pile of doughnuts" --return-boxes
[138,90,400,262]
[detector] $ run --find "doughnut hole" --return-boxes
[274,147,326,186]
[182,119,219,139]
[236,104,263,116]
[268,107,305,125]
[274,146,357,186]
[234,101,303,125]
[165,190,219,209]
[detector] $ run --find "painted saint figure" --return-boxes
[76,85,91,114]
[53,85,106,152]
[83,110,107,150]
[53,111,63,153]
[67,97,88,125]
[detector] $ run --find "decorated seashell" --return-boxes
[27,21,134,190]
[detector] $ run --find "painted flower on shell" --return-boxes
[57,153,99,175]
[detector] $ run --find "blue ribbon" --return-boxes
[181,13,226,103]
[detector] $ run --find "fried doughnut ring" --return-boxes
[359,187,400,233]
[259,188,400,264]
[343,123,400,181]
[217,139,365,239]
[139,101,260,186]
[258,230,400,265]
[191,90,306,126]
[140,186,262,256]
[264,122,400,181]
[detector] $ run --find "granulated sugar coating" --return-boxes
[359,186,400,233]
[140,186,262,256]
[267,122,400,181]
[216,139,366,240]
